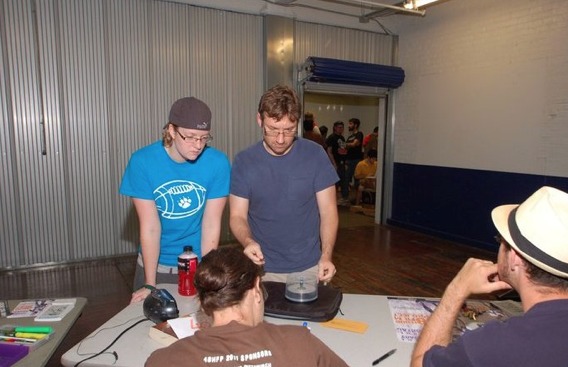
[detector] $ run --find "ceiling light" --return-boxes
[404,0,440,10]
[342,0,425,15]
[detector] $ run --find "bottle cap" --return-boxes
[183,246,193,252]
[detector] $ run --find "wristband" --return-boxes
[141,284,156,291]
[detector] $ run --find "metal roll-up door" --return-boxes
[302,56,405,89]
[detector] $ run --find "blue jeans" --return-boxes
[342,159,359,200]
[337,160,347,198]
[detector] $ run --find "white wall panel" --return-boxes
[382,0,568,177]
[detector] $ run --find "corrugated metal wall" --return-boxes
[0,0,263,269]
[295,21,394,71]
[0,0,395,269]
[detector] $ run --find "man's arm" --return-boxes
[326,146,337,169]
[347,132,362,149]
[316,186,338,282]
[229,194,265,265]
[131,198,161,304]
[201,197,228,257]
[410,258,512,367]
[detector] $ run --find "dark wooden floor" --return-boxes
[0,207,498,366]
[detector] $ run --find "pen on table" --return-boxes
[416,299,436,314]
[372,348,396,366]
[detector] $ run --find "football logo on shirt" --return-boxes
[154,180,206,219]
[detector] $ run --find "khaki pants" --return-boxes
[133,253,178,291]
[261,264,319,283]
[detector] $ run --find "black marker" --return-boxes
[372,348,396,365]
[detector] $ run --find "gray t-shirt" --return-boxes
[230,138,339,273]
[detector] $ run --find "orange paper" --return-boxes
[321,318,368,333]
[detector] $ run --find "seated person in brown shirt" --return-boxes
[145,246,348,367]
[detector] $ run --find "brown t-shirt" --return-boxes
[145,321,348,367]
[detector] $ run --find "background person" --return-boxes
[303,117,326,149]
[342,118,364,205]
[325,121,347,205]
[145,247,348,367]
[304,111,321,135]
[230,85,339,284]
[353,149,377,206]
[319,125,329,141]
[120,97,230,304]
[411,186,568,367]
[363,126,378,155]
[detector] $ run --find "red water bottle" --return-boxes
[178,246,198,296]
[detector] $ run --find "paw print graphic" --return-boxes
[178,197,192,209]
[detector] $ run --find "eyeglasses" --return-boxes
[263,126,297,137]
[494,234,508,245]
[261,283,268,301]
[175,128,213,145]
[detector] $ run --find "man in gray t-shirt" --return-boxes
[229,85,339,283]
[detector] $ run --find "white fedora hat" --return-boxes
[491,186,568,278]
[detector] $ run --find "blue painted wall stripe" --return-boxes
[389,163,568,252]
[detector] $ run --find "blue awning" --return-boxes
[303,57,405,89]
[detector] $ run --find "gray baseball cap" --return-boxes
[168,97,211,131]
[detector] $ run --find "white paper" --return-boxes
[167,314,201,339]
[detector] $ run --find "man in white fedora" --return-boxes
[411,186,568,367]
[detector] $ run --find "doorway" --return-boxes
[302,89,387,224]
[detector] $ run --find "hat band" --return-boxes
[508,207,568,274]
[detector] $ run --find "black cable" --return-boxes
[74,318,149,367]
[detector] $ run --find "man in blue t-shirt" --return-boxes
[120,97,230,304]
[412,186,568,367]
[230,85,339,283]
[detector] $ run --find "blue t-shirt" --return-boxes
[230,138,339,273]
[424,299,568,367]
[120,141,230,266]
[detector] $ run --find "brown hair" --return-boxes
[194,246,264,316]
[348,118,361,129]
[502,241,568,291]
[162,123,174,147]
[257,85,301,124]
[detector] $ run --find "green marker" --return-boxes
[14,326,52,334]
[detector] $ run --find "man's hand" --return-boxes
[243,242,265,265]
[318,259,337,283]
[130,287,151,304]
[448,258,512,299]
[410,258,512,367]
